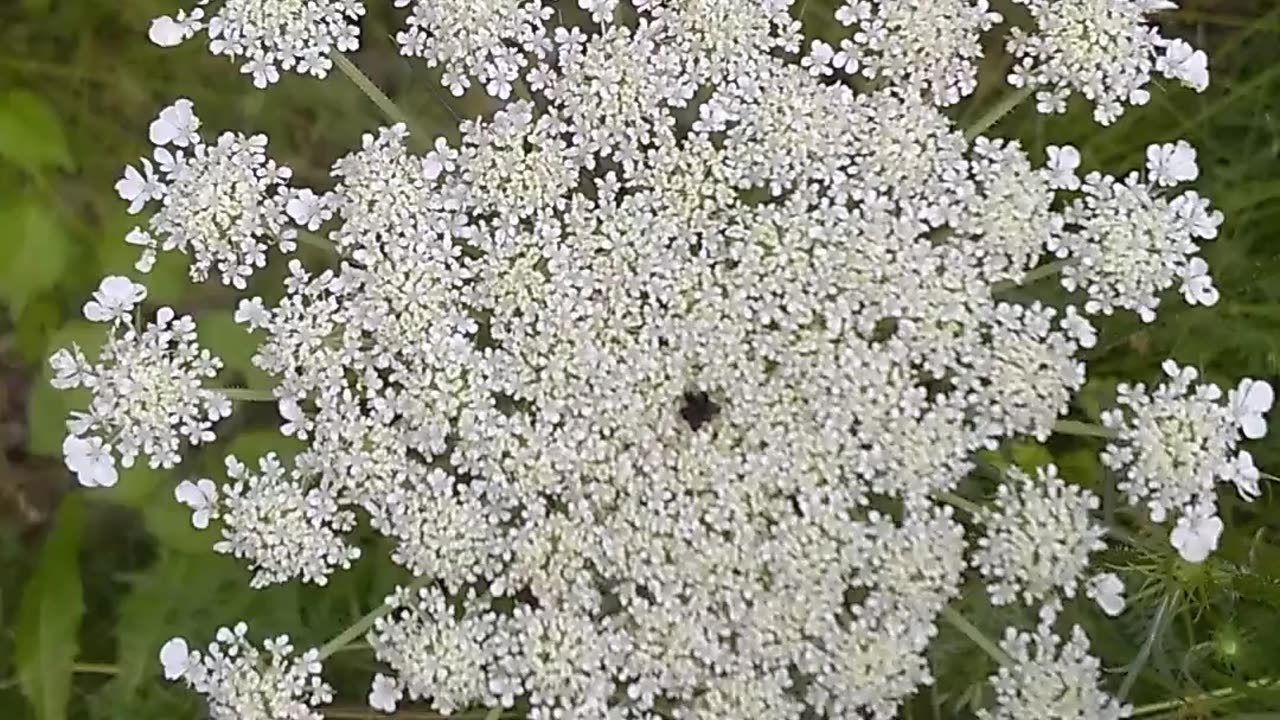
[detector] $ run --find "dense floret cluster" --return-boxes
[149,0,365,87]
[50,276,229,486]
[50,1,1273,718]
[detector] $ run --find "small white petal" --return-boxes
[159,637,190,680]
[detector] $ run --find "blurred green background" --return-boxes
[1,1,1280,718]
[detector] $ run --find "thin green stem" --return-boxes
[72,662,119,676]
[1130,677,1279,717]
[992,259,1074,293]
[1053,420,1117,439]
[940,606,1014,666]
[935,490,984,517]
[318,576,432,660]
[327,708,509,720]
[298,229,339,255]
[333,53,419,134]
[216,388,275,402]
[965,86,1035,140]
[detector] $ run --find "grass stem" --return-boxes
[935,490,985,517]
[1130,677,1279,717]
[1053,420,1117,439]
[334,53,421,136]
[71,662,119,676]
[940,606,1014,666]
[318,576,432,660]
[965,86,1034,140]
[1119,593,1175,700]
[216,388,275,403]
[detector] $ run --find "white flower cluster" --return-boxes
[149,0,365,87]
[1102,360,1273,562]
[179,454,362,588]
[826,0,1003,106]
[221,42,1114,717]
[50,276,229,487]
[1049,140,1224,322]
[117,100,300,288]
[393,0,553,98]
[368,586,521,715]
[1007,0,1209,124]
[973,464,1122,613]
[58,1,1271,718]
[980,606,1131,720]
[159,626,333,720]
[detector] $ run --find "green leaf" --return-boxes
[14,294,63,365]
[103,552,265,717]
[0,90,72,173]
[1010,441,1054,475]
[0,202,71,319]
[15,494,86,720]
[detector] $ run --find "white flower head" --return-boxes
[1007,0,1208,124]
[234,297,271,330]
[369,673,402,713]
[1060,306,1097,349]
[285,189,328,231]
[108,3,1264,718]
[1232,451,1262,501]
[831,0,1003,106]
[149,10,203,48]
[1170,511,1224,563]
[1230,378,1274,440]
[1146,140,1199,187]
[83,276,148,324]
[392,0,552,99]
[122,100,298,288]
[175,478,219,529]
[1180,256,1219,307]
[150,99,201,148]
[1102,361,1265,550]
[1085,573,1126,617]
[160,637,192,680]
[165,623,333,720]
[974,465,1108,606]
[51,307,229,477]
[1045,145,1082,190]
[115,160,162,214]
[62,435,119,488]
[1056,160,1223,321]
[1158,39,1210,92]
[278,397,306,438]
[981,610,1130,719]
[149,1,365,88]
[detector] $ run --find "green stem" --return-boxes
[333,53,419,134]
[940,606,1014,666]
[993,259,1074,293]
[935,490,985,517]
[216,388,275,403]
[318,576,432,660]
[1130,677,1279,717]
[965,86,1035,140]
[298,229,339,255]
[1053,420,1117,439]
[71,662,119,676]
[327,708,509,720]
